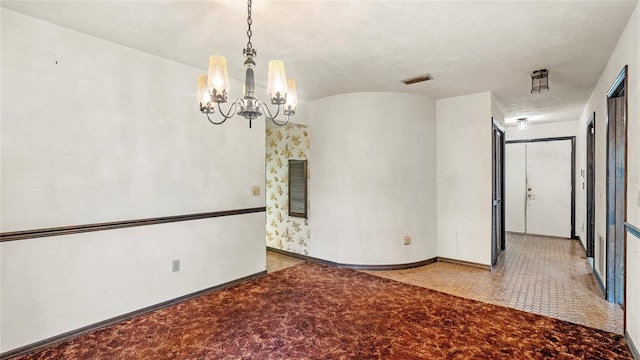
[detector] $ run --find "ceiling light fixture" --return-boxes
[517,118,529,130]
[531,69,549,93]
[197,0,297,128]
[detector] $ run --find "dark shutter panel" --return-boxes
[288,159,307,218]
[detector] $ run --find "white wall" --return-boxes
[505,143,527,233]
[309,92,437,265]
[492,94,505,127]
[1,9,266,352]
[577,2,639,350]
[436,92,493,266]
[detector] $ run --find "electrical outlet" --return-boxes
[252,186,261,196]
[403,235,411,246]
[172,259,180,272]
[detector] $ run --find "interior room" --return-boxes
[1,0,639,358]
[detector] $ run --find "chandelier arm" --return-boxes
[261,101,281,121]
[217,101,238,119]
[205,101,237,125]
[206,112,227,125]
[271,114,291,127]
[262,103,289,126]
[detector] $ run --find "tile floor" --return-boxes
[266,251,305,273]
[266,233,624,334]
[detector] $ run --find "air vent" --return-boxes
[402,74,432,85]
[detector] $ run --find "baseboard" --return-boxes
[0,271,267,360]
[593,268,606,297]
[436,257,492,271]
[267,247,437,270]
[626,330,640,360]
[506,231,573,240]
[627,222,640,240]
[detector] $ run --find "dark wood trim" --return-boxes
[626,222,640,240]
[0,207,266,243]
[267,247,437,270]
[268,248,491,271]
[586,112,596,258]
[625,330,640,360]
[605,65,627,307]
[607,65,628,97]
[505,136,575,144]
[491,118,506,266]
[492,118,506,133]
[0,270,267,360]
[570,136,576,239]
[593,267,606,297]
[436,257,492,271]
[505,136,577,241]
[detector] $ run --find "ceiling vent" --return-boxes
[402,74,432,85]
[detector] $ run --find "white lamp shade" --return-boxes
[285,78,298,109]
[207,56,230,97]
[267,60,288,100]
[197,74,210,105]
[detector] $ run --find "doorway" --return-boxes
[505,137,576,238]
[492,119,506,266]
[605,66,627,306]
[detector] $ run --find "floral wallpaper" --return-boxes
[266,124,310,255]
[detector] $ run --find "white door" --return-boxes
[505,143,526,233]
[526,141,572,237]
[505,140,572,238]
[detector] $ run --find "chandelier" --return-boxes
[197,0,297,128]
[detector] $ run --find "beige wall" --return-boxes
[576,2,639,349]
[436,92,493,266]
[309,92,437,265]
[1,9,266,352]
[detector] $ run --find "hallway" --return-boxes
[267,233,623,334]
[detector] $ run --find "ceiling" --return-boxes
[2,0,638,126]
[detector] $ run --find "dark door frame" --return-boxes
[505,136,576,239]
[605,65,627,308]
[586,112,596,259]
[492,118,506,267]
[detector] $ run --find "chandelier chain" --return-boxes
[246,0,253,50]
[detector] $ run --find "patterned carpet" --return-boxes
[13,262,632,359]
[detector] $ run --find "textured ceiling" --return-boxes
[2,0,638,125]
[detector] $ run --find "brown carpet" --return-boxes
[13,262,632,359]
